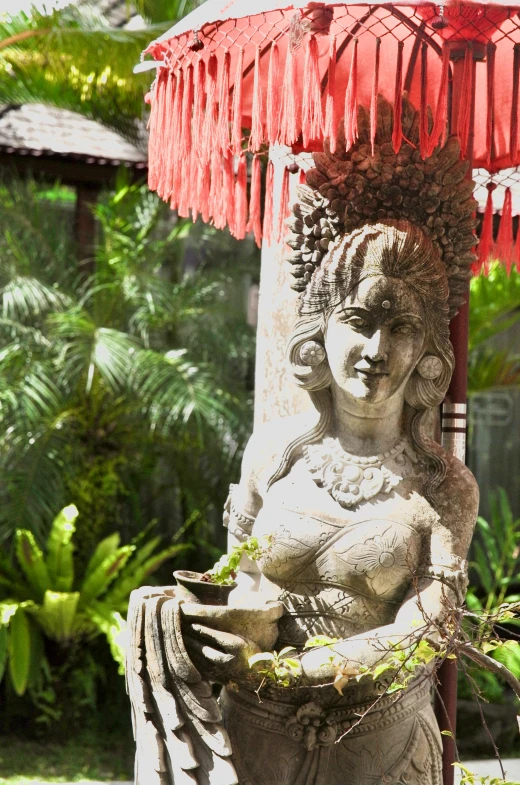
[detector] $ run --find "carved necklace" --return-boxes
[303,436,417,509]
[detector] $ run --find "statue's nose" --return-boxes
[363,330,388,363]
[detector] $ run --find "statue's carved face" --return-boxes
[324,275,426,406]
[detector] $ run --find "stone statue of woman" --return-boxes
[127,100,479,785]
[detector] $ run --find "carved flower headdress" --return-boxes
[286,97,478,320]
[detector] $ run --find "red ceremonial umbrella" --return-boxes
[137,4,520,783]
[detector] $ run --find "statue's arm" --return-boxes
[301,457,479,684]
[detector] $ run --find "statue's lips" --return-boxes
[354,365,389,378]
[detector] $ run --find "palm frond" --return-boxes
[1,276,71,322]
[468,346,520,395]
[0,8,171,141]
[469,263,520,350]
[131,348,238,440]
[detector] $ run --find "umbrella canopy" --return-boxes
[141,1,520,241]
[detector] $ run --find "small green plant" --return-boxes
[248,647,302,688]
[454,762,518,785]
[204,535,271,585]
[0,504,188,695]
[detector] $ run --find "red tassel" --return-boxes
[267,42,281,144]
[510,44,520,166]
[486,42,496,167]
[277,166,290,243]
[247,156,262,247]
[427,44,450,155]
[370,38,381,155]
[392,41,404,154]
[178,70,194,217]
[170,68,185,207]
[496,187,514,273]
[249,46,264,152]
[148,70,167,191]
[202,54,218,165]
[180,65,194,161]
[420,43,429,158]
[280,45,300,146]
[223,152,236,232]
[263,160,275,245]
[199,159,211,224]
[457,45,474,158]
[210,154,225,229]
[217,50,231,155]
[193,58,206,148]
[156,71,175,198]
[344,38,358,151]
[232,47,244,155]
[477,184,495,273]
[299,169,307,185]
[515,220,520,272]
[234,153,248,240]
[302,35,323,147]
[324,36,337,153]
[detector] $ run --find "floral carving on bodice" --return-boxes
[254,461,434,646]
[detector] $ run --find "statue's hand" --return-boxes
[180,601,284,684]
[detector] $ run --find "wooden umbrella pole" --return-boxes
[436,46,478,785]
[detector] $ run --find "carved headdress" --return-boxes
[286,98,478,319]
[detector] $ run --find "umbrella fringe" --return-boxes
[370,38,381,155]
[277,166,290,243]
[224,152,236,232]
[148,69,167,192]
[249,46,264,153]
[392,41,404,154]
[202,54,218,167]
[476,184,495,274]
[427,43,450,157]
[302,35,323,148]
[324,36,338,154]
[170,68,184,209]
[232,47,245,156]
[267,42,281,145]
[496,187,513,273]
[217,51,232,157]
[263,160,275,245]
[246,155,262,248]
[193,58,206,147]
[457,45,473,158]
[510,44,520,166]
[280,45,300,146]
[159,71,177,202]
[234,153,248,240]
[515,218,520,272]
[420,43,429,159]
[344,37,358,151]
[486,42,496,168]
[180,65,194,162]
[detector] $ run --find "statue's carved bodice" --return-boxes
[253,457,438,646]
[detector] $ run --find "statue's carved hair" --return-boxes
[268,220,454,505]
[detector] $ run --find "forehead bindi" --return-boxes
[341,276,424,319]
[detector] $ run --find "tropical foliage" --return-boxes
[468,262,520,395]
[460,490,520,704]
[0,176,256,563]
[0,1,202,142]
[0,503,187,698]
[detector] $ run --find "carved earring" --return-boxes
[417,355,443,380]
[300,340,326,366]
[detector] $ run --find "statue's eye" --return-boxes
[392,322,416,335]
[343,316,368,330]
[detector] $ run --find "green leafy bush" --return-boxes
[0,504,188,696]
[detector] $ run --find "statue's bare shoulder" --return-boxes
[427,441,479,560]
[232,412,316,518]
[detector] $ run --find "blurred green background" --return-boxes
[0,1,519,781]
